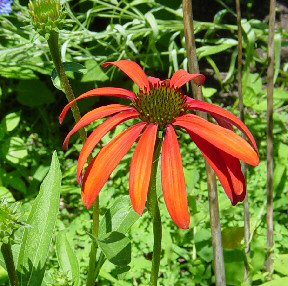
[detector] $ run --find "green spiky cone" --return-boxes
[28,0,65,39]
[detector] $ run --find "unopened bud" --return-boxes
[28,0,65,39]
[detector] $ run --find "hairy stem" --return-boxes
[266,0,275,279]
[1,242,18,286]
[182,1,226,285]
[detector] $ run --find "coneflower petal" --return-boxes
[174,114,259,166]
[170,69,205,88]
[129,123,158,215]
[187,131,246,205]
[77,111,139,183]
[63,104,136,149]
[81,122,146,209]
[102,60,150,91]
[147,76,161,86]
[59,87,136,124]
[161,125,190,229]
[186,98,258,152]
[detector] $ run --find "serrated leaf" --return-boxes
[16,152,61,286]
[56,230,80,286]
[51,62,87,91]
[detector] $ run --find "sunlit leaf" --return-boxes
[17,152,61,286]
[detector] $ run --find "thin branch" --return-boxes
[266,0,275,279]
[182,1,226,285]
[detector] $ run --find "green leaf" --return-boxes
[0,112,21,136]
[98,195,140,238]
[260,277,288,286]
[51,62,87,91]
[224,249,244,285]
[81,60,108,83]
[197,43,237,60]
[16,80,54,107]
[202,86,217,98]
[241,19,255,71]
[17,152,61,286]
[0,187,15,203]
[96,231,131,266]
[274,254,288,275]
[243,86,257,107]
[194,229,213,262]
[2,137,28,164]
[145,12,159,38]
[273,33,281,83]
[56,230,80,286]
[222,227,244,249]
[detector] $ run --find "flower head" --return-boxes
[0,0,12,15]
[28,0,65,38]
[60,60,259,229]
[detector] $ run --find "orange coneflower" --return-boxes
[60,60,259,229]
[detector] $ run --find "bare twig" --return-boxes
[235,0,250,282]
[266,0,275,279]
[182,1,226,285]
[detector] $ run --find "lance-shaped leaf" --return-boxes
[17,152,61,286]
[56,230,80,286]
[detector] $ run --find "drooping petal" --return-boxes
[81,122,146,209]
[186,98,258,152]
[77,111,139,183]
[213,115,234,131]
[129,123,158,215]
[161,125,190,229]
[101,60,150,91]
[59,87,136,124]
[170,69,205,88]
[173,114,259,166]
[187,131,246,205]
[62,104,136,149]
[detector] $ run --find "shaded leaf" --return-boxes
[96,231,131,266]
[51,62,87,91]
[98,195,140,238]
[56,230,80,286]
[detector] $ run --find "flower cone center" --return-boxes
[133,83,188,129]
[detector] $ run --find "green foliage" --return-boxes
[16,152,61,286]
[0,0,287,285]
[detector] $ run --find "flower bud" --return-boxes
[28,0,65,39]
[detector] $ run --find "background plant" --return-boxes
[0,0,287,285]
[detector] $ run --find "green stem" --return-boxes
[46,30,100,283]
[47,30,88,144]
[1,242,18,286]
[86,197,100,286]
[147,137,163,286]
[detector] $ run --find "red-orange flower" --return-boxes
[60,60,259,229]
